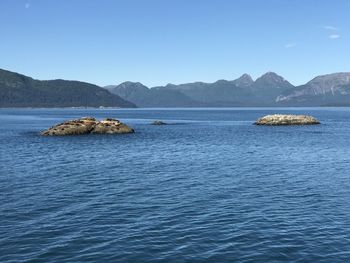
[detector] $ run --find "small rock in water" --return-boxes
[41,117,134,136]
[254,114,320,126]
[152,120,167,125]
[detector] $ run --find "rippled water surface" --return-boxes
[1,108,350,262]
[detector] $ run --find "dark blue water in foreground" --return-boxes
[1,108,350,262]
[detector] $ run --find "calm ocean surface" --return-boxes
[1,108,350,262]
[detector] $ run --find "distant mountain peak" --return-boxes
[104,81,148,91]
[264,71,278,76]
[232,73,254,87]
[214,79,230,84]
[119,81,147,87]
[254,72,293,88]
[239,73,253,80]
[259,71,284,81]
[307,72,350,85]
[277,72,350,105]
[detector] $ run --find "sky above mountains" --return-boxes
[1,0,349,87]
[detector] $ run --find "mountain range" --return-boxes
[106,72,350,107]
[1,68,350,107]
[0,69,135,108]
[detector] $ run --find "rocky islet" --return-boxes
[41,117,134,136]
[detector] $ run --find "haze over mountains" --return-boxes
[1,68,350,107]
[106,72,350,107]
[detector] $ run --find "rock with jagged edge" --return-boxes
[41,117,134,135]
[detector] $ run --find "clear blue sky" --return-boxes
[0,0,349,87]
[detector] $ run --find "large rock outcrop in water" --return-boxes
[254,114,320,126]
[41,117,134,135]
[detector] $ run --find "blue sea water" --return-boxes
[1,107,350,262]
